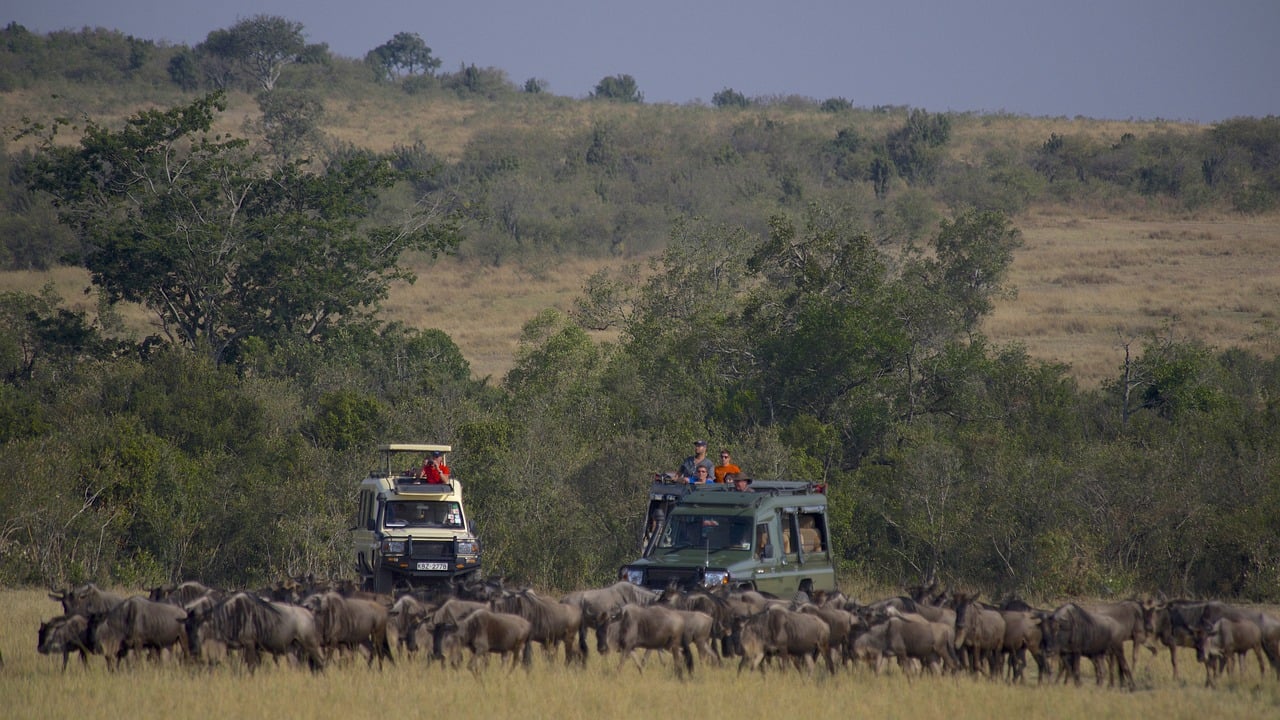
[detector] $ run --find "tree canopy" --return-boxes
[22,92,461,364]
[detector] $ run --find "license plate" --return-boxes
[416,562,448,571]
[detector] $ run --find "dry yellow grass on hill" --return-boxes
[3,209,1277,386]
[985,210,1280,386]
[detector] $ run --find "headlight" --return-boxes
[623,567,645,585]
[456,540,478,556]
[381,540,406,554]
[703,570,730,587]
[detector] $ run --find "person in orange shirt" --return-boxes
[714,449,741,483]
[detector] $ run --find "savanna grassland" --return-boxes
[3,84,1276,386]
[6,211,1278,386]
[4,589,1280,720]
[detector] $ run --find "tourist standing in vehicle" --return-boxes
[679,440,714,482]
[729,474,754,492]
[714,449,741,483]
[691,465,713,484]
[418,451,450,484]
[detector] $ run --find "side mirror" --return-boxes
[761,546,774,560]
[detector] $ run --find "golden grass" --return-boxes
[985,210,1280,386]
[4,207,1279,387]
[5,589,1280,720]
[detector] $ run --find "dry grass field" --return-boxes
[5,589,1280,720]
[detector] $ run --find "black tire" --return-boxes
[373,567,395,594]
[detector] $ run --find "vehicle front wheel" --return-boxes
[373,567,395,594]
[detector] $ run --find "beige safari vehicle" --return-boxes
[351,443,481,592]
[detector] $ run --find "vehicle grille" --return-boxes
[411,541,453,559]
[643,567,700,589]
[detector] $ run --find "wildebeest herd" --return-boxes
[34,577,1280,688]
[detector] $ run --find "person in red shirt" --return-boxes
[418,451,451,484]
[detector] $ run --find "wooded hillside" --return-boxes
[1,20,1278,599]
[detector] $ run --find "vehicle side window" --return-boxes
[755,523,772,559]
[798,512,825,553]
[360,491,376,531]
[781,511,799,555]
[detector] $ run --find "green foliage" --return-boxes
[591,74,642,103]
[254,88,325,160]
[440,64,515,99]
[887,109,951,185]
[4,26,1280,596]
[365,32,441,82]
[820,97,853,113]
[22,93,462,364]
[712,88,750,109]
[308,389,384,451]
[200,15,308,91]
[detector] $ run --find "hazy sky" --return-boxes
[5,0,1277,123]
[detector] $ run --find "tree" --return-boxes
[22,92,462,365]
[198,15,306,91]
[591,74,642,103]
[166,49,200,91]
[254,89,324,160]
[712,88,750,109]
[887,109,951,185]
[366,32,441,82]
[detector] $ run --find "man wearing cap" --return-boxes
[679,440,715,483]
[729,474,754,492]
[418,451,451,484]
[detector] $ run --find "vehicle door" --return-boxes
[748,516,788,594]
[351,488,381,576]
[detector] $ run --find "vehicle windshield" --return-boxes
[649,514,753,555]
[384,501,463,529]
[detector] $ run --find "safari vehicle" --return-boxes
[619,480,836,596]
[351,443,481,593]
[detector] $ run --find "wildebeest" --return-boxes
[149,581,220,607]
[50,584,125,617]
[612,604,693,677]
[953,593,1007,677]
[186,592,324,673]
[1200,616,1267,687]
[37,614,93,671]
[1044,603,1133,689]
[881,607,962,676]
[417,598,489,664]
[491,588,585,665]
[87,595,187,670]
[850,607,956,677]
[303,591,393,668]
[734,606,833,676]
[1083,600,1152,671]
[1199,601,1280,679]
[434,608,532,675]
[561,581,659,656]
[1142,598,1211,681]
[797,602,857,668]
[997,607,1051,683]
[387,594,433,657]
